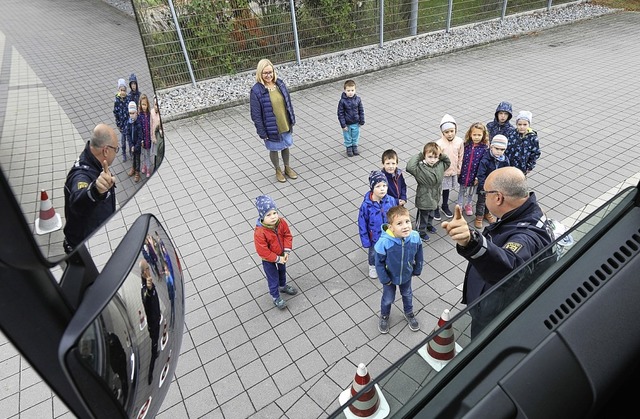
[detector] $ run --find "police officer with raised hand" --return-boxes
[442,166,554,338]
[63,123,118,253]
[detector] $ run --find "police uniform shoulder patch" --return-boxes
[504,242,523,253]
[77,181,89,190]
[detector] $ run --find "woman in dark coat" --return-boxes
[250,59,298,183]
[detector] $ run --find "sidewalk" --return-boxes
[1,2,639,418]
[140,10,640,418]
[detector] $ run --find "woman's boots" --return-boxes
[275,166,298,183]
[284,166,298,179]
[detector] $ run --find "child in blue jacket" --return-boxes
[358,170,397,280]
[374,205,423,334]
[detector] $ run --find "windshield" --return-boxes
[329,185,637,417]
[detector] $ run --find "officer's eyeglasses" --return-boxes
[106,145,120,153]
[479,190,501,196]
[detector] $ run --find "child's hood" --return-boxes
[494,101,513,121]
[129,73,138,90]
[379,225,402,245]
[439,114,457,132]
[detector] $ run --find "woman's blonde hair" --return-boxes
[255,58,277,84]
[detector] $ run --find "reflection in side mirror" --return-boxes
[0,2,164,264]
[59,215,183,417]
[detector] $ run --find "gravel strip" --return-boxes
[103,1,616,121]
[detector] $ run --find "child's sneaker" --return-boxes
[274,297,286,309]
[426,225,437,234]
[368,265,378,279]
[280,284,297,295]
[405,312,419,331]
[464,204,473,216]
[378,315,390,334]
[420,234,430,243]
[433,208,441,221]
[442,206,453,218]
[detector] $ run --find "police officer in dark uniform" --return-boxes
[141,259,161,385]
[443,167,554,338]
[63,124,118,253]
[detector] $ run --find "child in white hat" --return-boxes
[474,135,511,228]
[125,101,143,182]
[506,110,540,176]
[436,114,464,220]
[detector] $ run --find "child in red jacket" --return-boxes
[254,195,297,309]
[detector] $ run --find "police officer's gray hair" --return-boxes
[90,124,113,148]
[493,169,529,199]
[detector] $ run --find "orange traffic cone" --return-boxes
[418,309,463,372]
[338,363,390,419]
[35,189,62,235]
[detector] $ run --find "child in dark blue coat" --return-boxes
[113,78,129,161]
[487,101,515,140]
[125,101,143,182]
[474,134,511,229]
[337,79,365,157]
[381,149,407,206]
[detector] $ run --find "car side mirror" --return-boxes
[59,214,184,417]
[0,1,164,264]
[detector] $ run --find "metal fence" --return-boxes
[134,0,573,89]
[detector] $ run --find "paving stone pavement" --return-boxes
[1,1,639,418]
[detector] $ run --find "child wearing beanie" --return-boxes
[406,142,451,242]
[254,195,297,309]
[436,114,464,220]
[113,78,129,161]
[474,135,511,228]
[358,171,398,279]
[125,101,143,182]
[506,110,540,176]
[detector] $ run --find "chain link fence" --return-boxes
[134,0,573,89]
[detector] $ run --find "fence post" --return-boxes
[446,0,453,33]
[379,0,384,47]
[501,0,508,20]
[167,0,196,88]
[289,0,301,65]
[409,0,418,36]
[547,0,553,12]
